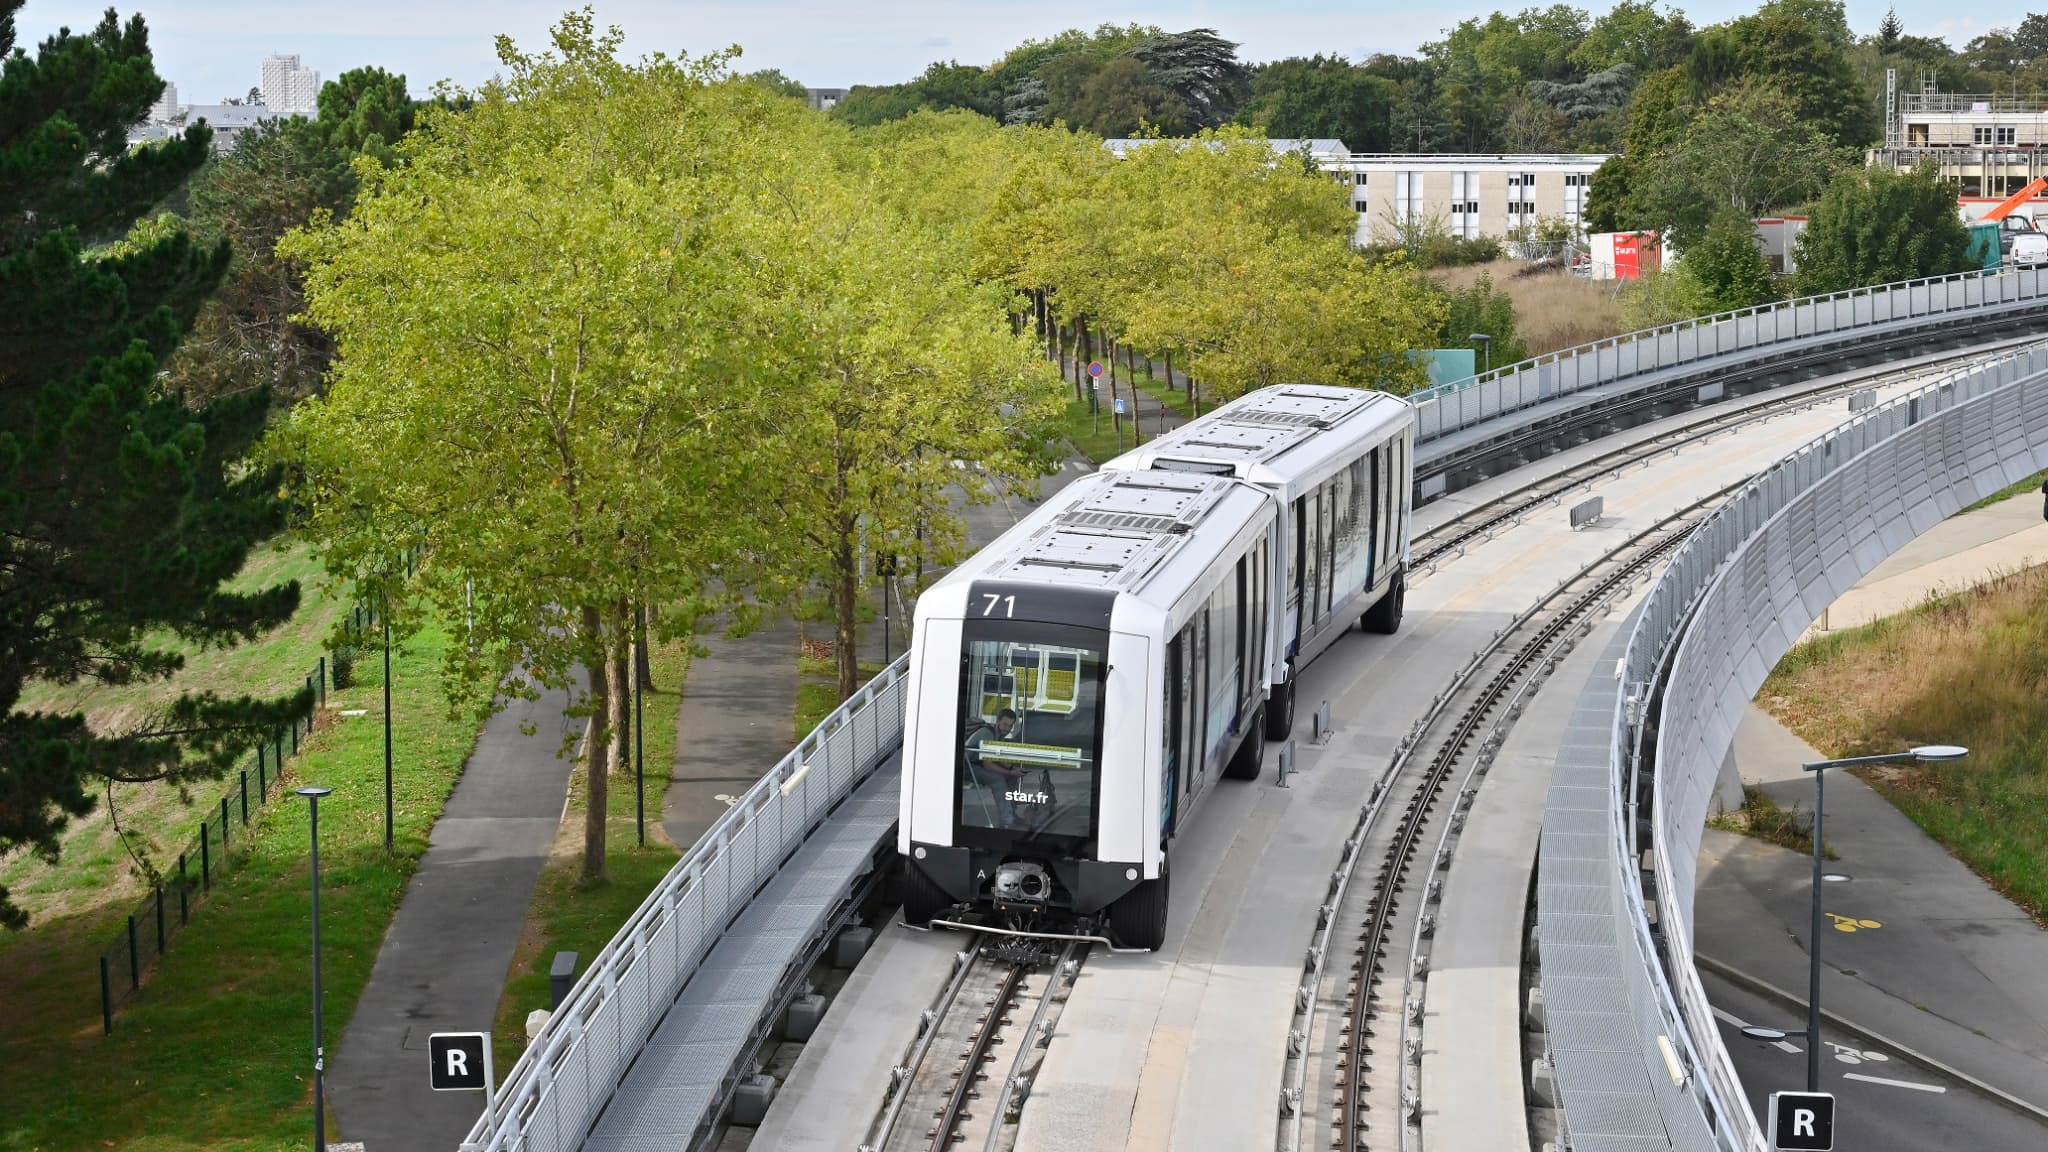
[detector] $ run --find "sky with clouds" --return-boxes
[12,1,2013,109]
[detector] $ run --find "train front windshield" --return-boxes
[956,631,1106,844]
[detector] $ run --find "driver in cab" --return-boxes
[965,708,1025,826]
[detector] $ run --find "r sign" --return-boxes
[1768,1090,1835,1151]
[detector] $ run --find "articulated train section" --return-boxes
[464,269,2048,1152]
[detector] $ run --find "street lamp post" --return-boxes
[382,601,393,852]
[298,786,334,1152]
[634,606,646,848]
[1469,332,1492,375]
[1739,744,1967,1091]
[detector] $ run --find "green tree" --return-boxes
[1583,65,1694,231]
[1043,54,1186,136]
[1876,8,1903,54]
[742,67,808,99]
[1792,162,1977,295]
[170,119,355,404]
[1571,0,1695,74]
[1688,0,1877,146]
[740,176,1065,699]
[1637,81,1843,248]
[1126,28,1251,127]
[1240,56,1396,149]
[1435,273,1528,366]
[280,16,782,884]
[317,65,417,162]
[1675,218,1777,311]
[0,2,302,928]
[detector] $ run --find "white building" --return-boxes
[1102,138,1609,246]
[259,54,320,118]
[183,103,273,152]
[149,82,178,123]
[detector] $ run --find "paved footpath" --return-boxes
[663,613,803,853]
[331,680,581,1151]
[1696,491,2048,1118]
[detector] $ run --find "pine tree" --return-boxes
[1878,8,1904,54]
[0,2,305,928]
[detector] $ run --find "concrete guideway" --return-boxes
[1010,354,1937,1151]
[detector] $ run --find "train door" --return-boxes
[1303,491,1323,632]
[1187,612,1210,784]
[1164,634,1184,837]
[1378,441,1396,573]
[1319,482,1338,616]
[1365,448,1380,589]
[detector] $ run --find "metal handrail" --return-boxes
[1409,267,2048,443]
[1606,341,2048,1148]
[462,654,912,1152]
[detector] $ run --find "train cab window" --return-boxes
[957,631,1105,844]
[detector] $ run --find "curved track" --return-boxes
[1282,488,1737,1152]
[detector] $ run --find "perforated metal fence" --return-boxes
[463,655,910,1152]
[1409,267,2048,445]
[1555,341,2048,1149]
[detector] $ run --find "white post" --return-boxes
[482,1038,499,1137]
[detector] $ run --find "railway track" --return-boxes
[863,937,1085,1152]
[1279,487,1738,1152]
[1406,340,2038,574]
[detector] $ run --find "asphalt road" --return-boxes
[1704,970,2048,1150]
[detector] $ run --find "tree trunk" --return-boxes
[1109,338,1124,451]
[1164,351,1174,391]
[580,604,611,885]
[608,608,631,777]
[832,516,861,702]
[1192,376,1201,417]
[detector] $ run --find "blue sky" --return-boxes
[14,1,2010,109]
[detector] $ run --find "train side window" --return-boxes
[1378,441,1395,572]
[1320,478,1338,615]
[1365,448,1379,587]
[1235,555,1249,710]
[1303,490,1322,627]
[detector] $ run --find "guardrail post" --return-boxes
[101,956,113,1034]
[240,771,249,825]
[200,823,210,891]
[155,884,166,952]
[258,743,267,795]
[178,854,189,924]
[126,914,139,991]
[317,656,327,705]
[219,798,230,847]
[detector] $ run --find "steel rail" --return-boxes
[863,937,988,1152]
[981,943,1086,1152]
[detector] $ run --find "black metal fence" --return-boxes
[96,603,384,1032]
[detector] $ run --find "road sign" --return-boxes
[430,1032,489,1090]
[1087,361,1104,378]
[877,553,897,577]
[1768,1090,1834,1150]
[1114,397,1125,415]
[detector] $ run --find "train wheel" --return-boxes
[1364,568,1406,635]
[1110,862,1170,951]
[1264,676,1296,740]
[901,860,949,929]
[1224,710,1265,780]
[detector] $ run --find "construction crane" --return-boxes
[1981,177,2048,222]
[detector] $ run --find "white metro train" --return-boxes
[897,385,1415,949]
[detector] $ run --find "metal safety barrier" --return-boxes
[1537,341,2048,1150]
[461,655,911,1152]
[1409,267,2048,447]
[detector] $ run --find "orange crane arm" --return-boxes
[1983,177,2048,221]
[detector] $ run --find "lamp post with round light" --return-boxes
[1738,745,1967,1091]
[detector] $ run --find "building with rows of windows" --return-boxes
[1102,138,1610,246]
[1869,70,2048,214]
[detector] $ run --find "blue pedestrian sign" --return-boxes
[1768,1091,1834,1150]
[1114,397,1125,415]
[1087,361,1104,378]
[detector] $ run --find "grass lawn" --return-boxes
[793,649,886,739]
[1964,467,2048,513]
[489,636,690,1076]
[1759,564,2048,923]
[3,541,355,929]
[1060,396,1134,465]
[0,616,487,1152]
